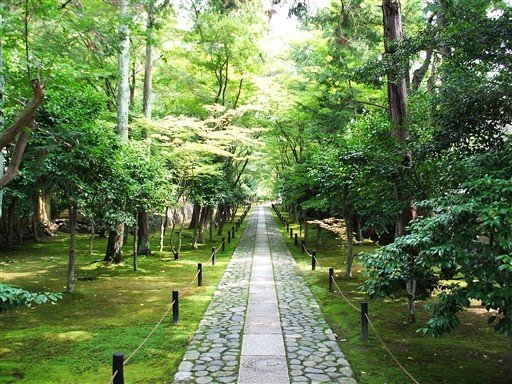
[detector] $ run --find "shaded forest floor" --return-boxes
[0,217,247,384]
[273,209,511,384]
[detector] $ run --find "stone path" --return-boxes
[174,206,357,384]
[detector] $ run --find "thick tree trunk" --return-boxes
[66,203,78,293]
[137,209,151,255]
[116,0,130,140]
[189,202,200,229]
[104,224,124,263]
[383,0,408,140]
[344,218,355,278]
[0,14,4,216]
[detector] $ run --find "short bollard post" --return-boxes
[329,268,334,293]
[211,247,216,266]
[172,291,179,324]
[198,263,203,286]
[174,251,179,260]
[312,250,316,271]
[361,302,369,341]
[232,226,235,239]
[221,237,226,252]
[290,228,293,239]
[228,231,231,243]
[286,222,289,232]
[112,352,124,384]
[294,233,298,246]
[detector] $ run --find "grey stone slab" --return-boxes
[245,315,282,334]
[247,302,279,317]
[241,333,286,356]
[238,355,290,384]
[248,292,277,304]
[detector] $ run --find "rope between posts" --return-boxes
[330,274,420,384]
[365,313,421,384]
[179,270,201,298]
[330,275,361,312]
[123,300,175,366]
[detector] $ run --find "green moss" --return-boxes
[0,215,249,384]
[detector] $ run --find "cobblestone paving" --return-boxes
[174,214,256,383]
[174,206,357,384]
[265,209,358,384]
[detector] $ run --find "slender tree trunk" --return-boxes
[31,214,39,242]
[344,218,355,278]
[66,202,78,293]
[159,207,167,252]
[0,9,4,217]
[355,214,363,242]
[116,0,130,140]
[316,225,322,246]
[406,278,417,323]
[304,213,309,245]
[209,207,214,241]
[133,223,138,271]
[143,12,154,119]
[88,217,95,256]
[137,209,151,255]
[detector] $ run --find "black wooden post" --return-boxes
[211,247,216,266]
[286,222,289,232]
[174,251,179,260]
[329,268,334,293]
[361,302,369,341]
[312,250,316,271]
[290,228,293,239]
[221,237,226,252]
[172,291,179,324]
[112,353,124,384]
[228,231,231,244]
[294,233,298,246]
[232,226,235,239]
[198,263,203,286]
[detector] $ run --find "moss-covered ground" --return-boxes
[0,216,248,384]
[273,209,511,384]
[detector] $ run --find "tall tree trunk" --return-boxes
[66,202,78,293]
[106,0,131,262]
[0,9,4,217]
[137,209,151,255]
[383,0,411,236]
[383,0,408,140]
[143,12,154,119]
[344,217,355,278]
[116,0,130,140]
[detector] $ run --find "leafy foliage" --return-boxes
[0,283,62,312]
